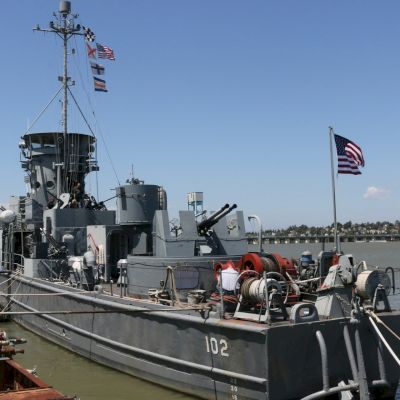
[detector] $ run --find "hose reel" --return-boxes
[240,277,281,303]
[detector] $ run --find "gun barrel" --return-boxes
[216,203,237,221]
[197,203,237,234]
[207,203,229,222]
[197,204,229,232]
[40,228,59,248]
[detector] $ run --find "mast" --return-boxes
[33,1,82,194]
[19,1,99,211]
[63,11,68,154]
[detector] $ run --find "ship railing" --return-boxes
[0,251,24,273]
[301,320,395,400]
[384,266,397,295]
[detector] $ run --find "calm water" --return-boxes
[2,242,400,399]
[0,321,193,400]
[249,241,400,269]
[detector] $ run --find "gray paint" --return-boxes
[116,183,165,225]
[1,4,399,398]
[1,276,399,400]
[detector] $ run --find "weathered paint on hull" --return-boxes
[1,275,399,400]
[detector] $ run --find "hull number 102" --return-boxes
[205,336,229,357]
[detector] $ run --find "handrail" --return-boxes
[1,251,25,271]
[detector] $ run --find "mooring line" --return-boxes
[368,316,400,367]
[367,310,400,342]
[0,291,96,297]
[0,307,210,315]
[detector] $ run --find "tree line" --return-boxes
[251,220,400,236]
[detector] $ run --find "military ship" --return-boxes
[0,2,399,399]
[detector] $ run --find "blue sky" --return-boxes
[1,1,400,228]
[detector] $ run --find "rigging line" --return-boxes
[70,45,120,189]
[0,291,98,297]
[367,310,400,342]
[0,270,23,287]
[71,35,96,137]
[91,114,121,186]
[72,133,79,191]
[71,36,89,190]
[2,276,23,313]
[67,87,96,136]
[52,132,60,168]
[72,35,114,192]
[68,88,104,198]
[0,307,210,316]
[72,35,96,114]
[23,86,63,135]
[95,140,99,199]
[368,316,400,367]
[74,17,91,84]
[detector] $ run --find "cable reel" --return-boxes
[240,277,281,304]
[239,252,300,304]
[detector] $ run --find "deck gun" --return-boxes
[197,203,237,235]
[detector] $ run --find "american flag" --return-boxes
[334,134,365,175]
[96,43,115,60]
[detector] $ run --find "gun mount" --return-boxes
[197,203,237,235]
[40,228,68,258]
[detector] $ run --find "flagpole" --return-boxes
[329,126,339,252]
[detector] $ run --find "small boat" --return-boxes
[0,329,76,400]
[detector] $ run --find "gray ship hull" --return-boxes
[1,273,399,400]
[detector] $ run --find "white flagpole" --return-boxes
[329,126,339,252]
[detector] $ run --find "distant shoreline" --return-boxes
[246,234,399,244]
